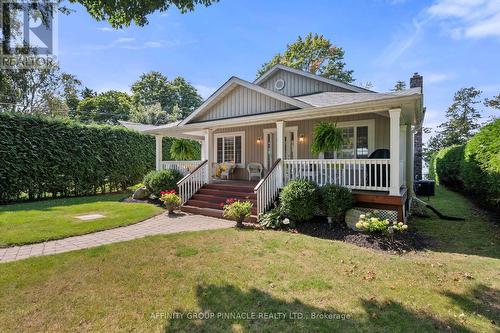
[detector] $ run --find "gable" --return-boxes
[190,84,298,123]
[257,69,354,97]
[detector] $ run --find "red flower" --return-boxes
[161,189,177,195]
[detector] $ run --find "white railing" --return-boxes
[161,160,203,176]
[177,160,208,204]
[284,159,391,191]
[254,159,282,216]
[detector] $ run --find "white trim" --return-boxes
[254,64,373,93]
[180,77,311,126]
[319,119,375,159]
[213,131,246,167]
[263,126,298,168]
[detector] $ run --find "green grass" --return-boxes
[0,194,164,247]
[0,187,498,332]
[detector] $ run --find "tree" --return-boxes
[425,87,483,160]
[129,103,170,125]
[60,73,82,114]
[392,80,406,91]
[484,94,500,110]
[76,90,133,124]
[257,33,354,83]
[81,87,97,99]
[131,71,202,120]
[70,0,219,28]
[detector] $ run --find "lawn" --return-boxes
[0,187,498,332]
[0,194,164,247]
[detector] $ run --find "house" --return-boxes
[130,65,424,222]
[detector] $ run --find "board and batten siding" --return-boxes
[213,113,389,180]
[258,70,352,97]
[192,85,295,122]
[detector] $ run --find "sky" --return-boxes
[56,0,500,141]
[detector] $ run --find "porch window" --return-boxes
[323,123,372,159]
[214,132,245,166]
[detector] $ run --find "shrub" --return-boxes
[222,199,253,227]
[259,208,293,229]
[461,119,500,211]
[434,144,465,187]
[319,184,353,222]
[143,169,183,197]
[355,211,408,234]
[0,113,162,202]
[280,179,319,222]
[159,189,182,214]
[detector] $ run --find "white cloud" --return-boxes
[427,0,500,39]
[194,84,217,100]
[97,27,116,32]
[424,72,453,84]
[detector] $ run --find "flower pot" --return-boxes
[235,218,245,228]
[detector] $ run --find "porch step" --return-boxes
[181,205,257,223]
[204,183,255,193]
[192,193,257,204]
[197,188,257,200]
[186,199,258,215]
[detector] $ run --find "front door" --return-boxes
[264,127,298,170]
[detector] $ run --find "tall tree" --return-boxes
[129,103,170,125]
[257,33,355,83]
[425,87,483,160]
[392,80,406,91]
[131,71,202,120]
[60,73,82,113]
[81,87,97,99]
[69,0,218,28]
[77,90,133,124]
[484,94,500,110]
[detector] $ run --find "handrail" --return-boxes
[177,160,208,186]
[254,158,281,192]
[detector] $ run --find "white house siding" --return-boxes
[192,85,295,122]
[212,113,389,180]
[258,70,352,97]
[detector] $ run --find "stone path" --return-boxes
[0,213,234,263]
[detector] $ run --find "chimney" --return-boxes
[410,72,424,181]
[410,72,423,91]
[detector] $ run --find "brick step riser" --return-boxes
[192,194,257,204]
[197,188,257,199]
[186,200,257,214]
[203,184,255,193]
[181,205,257,223]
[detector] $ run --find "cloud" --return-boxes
[424,72,453,84]
[194,84,217,100]
[427,0,500,39]
[97,27,116,32]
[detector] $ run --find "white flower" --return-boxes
[359,214,366,219]
[282,218,290,225]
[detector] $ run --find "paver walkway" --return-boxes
[0,213,234,263]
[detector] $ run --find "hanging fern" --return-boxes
[311,122,344,155]
[170,139,199,161]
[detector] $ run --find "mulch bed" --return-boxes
[294,218,430,254]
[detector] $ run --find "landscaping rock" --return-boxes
[132,186,150,200]
[345,208,365,230]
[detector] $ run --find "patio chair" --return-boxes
[247,162,263,181]
[220,162,236,180]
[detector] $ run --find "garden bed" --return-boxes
[294,218,430,254]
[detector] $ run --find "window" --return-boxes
[214,132,245,166]
[323,120,374,159]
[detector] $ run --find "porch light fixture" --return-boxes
[256,137,262,144]
[299,134,305,143]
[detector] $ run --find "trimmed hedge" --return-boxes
[0,113,175,202]
[434,144,465,187]
[279,179,319,222]
[433,119,499,211]
[143,169,183,197]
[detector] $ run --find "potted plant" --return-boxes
[159,189,182,215]
[311,121,344,155]
[222,198,253,228]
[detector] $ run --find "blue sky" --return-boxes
[57,0,499,141]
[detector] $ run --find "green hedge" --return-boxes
[461,119,500,211]
[0,113,177,202]
[434,144,465,187]
[433,119,499,211]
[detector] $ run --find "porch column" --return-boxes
[389,109,401,196]
[276,121,285,187]
[204,129,214,183]
[406,124,414,195]
[155,135,163,171]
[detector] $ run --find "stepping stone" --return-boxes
[75,214,105,221]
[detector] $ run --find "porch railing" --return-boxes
[254,158,282,216]
[177,160,208,204]
[284,159,391,191]
[161,160,203,175]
